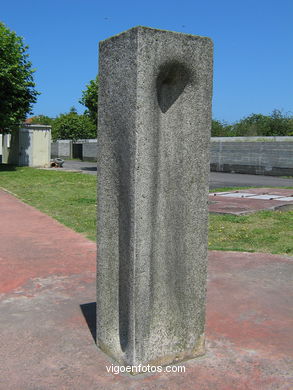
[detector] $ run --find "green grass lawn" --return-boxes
[208,212,293,255]
[0,166,292,255]
[0,166,97,241]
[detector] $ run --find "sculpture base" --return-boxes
[97,334,205,375]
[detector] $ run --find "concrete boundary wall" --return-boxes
[82,142,97,161]
[51,140,73,159]
[51,139,97,161]
[51,137,293,176]
[211,136,293,176]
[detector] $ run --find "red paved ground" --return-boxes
[0,189,292,389]
[209,188,293,215]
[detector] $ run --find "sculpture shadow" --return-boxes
[80,302,96,343]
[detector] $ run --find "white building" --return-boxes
[2,124,51,167]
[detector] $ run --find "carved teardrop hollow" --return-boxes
[156,61,191,113]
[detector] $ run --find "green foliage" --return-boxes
[232,109,293,136]
[213,110,293,137]
[0,22,39,130]
[232,113,269,136]
[79,75,98,124]
[29,115,54,126]
[211,120,234,137]
[52,107,96,141]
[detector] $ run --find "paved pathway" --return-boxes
[209,171,293,189]
[60,160,293,188]
[0,189,292,389]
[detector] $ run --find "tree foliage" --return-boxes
[232,110,293,137]
[212,110,293,137]
[211,120,234,137]
[0,22,39,130]
[29,115,54,126]
[51,107,96,141]
[79,75,98,124]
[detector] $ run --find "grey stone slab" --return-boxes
[266,196,293,201]
[209,192,233,196]
[247,194,284,200]
[219,193,293,201]
[97,26,213,368]
[218,192,256,198]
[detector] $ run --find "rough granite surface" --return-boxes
[97,26,213,367]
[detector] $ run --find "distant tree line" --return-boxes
[32,73,292,140]
[27,72,293,140]
[29,76,98,141]
[30,74,293,141]
[30,107,96,141]
[212,109,293,137]
[1,23,292,141]
[33,106,293,141]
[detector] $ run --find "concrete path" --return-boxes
[60,160,293,188]
[62,159,98,174]
[209,171,293,189]
[0,189,292,389]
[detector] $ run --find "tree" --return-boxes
[267,109,293,136]
[79,75,98,124]
[211,110,293,137]
[52,107,96,141]
[211,119,234,137]
[232,110,293,137]
[0,22,39,131]
[29,115,54,126]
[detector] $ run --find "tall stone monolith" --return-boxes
[97,26,213,367]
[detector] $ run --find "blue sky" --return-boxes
[1,0,292,123]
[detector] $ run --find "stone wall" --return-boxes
[51,139,97,161]
[51,140,73,159]
[211,136,293,176]
[50,137,293,176]
[82,140,97,161]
